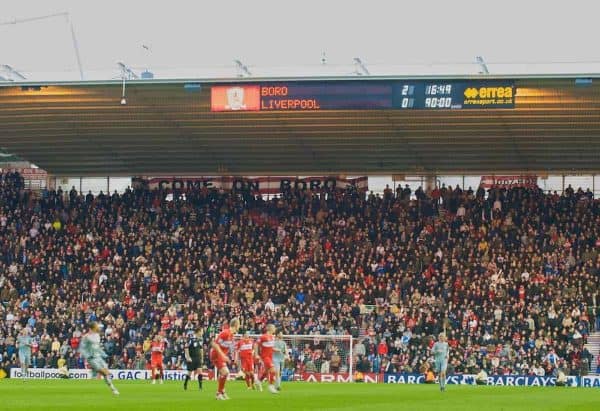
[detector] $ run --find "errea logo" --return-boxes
[464,86,513,99]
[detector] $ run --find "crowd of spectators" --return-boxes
[0,171,599,379]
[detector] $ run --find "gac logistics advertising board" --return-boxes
[211,80,515,111]
[11,369,600,387]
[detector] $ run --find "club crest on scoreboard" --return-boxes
[211,85,260,111]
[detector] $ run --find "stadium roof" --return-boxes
[1,74,600,176]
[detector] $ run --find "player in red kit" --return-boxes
[256,323,279,394]
[237,331,258,390]
[150,335,166,384]
[210,318,240,400]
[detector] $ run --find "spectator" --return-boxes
[0,173,597,377]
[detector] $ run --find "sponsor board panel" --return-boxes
[9,369,600,387]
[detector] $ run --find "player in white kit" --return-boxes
[79,322,119,395]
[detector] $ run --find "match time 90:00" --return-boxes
[425,97,453,108]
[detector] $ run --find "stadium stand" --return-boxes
[0,171,598,379]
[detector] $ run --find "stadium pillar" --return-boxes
[425,175,436,193]
[46,175,56,191]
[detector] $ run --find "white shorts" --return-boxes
[434,358,448,374]
[88,357,108,375]
[273,360,284,373]
[19,351,31,366]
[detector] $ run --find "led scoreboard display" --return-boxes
[210,80,515,111]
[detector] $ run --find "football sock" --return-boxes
[103,375,115,389]
[197,374,202,389]
[268,370,275,384]
[217,375,226,393]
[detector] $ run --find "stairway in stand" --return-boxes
[584,331,600,376]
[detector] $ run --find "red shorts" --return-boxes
[151,357,163,369]
[261,357,274,370]
[241,357,254,373]
[210,349,228,370]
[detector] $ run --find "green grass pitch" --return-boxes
[0,380,597,410]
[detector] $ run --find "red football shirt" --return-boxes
[258,334,275,360]
[151,341,165,360]
[237,337,254,360]
[215,329,234,356]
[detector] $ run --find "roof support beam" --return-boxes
[0,64,26,81]
[476,56,489,74]
[353,58,370,76]
[0,12,84,80]
[234,60,251,77]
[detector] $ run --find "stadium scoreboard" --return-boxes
[211,80,515,111]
